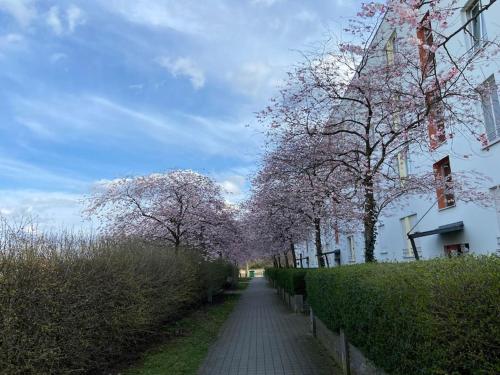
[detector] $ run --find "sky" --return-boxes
[0,0,362,229]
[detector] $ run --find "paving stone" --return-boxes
[198,278,339,375]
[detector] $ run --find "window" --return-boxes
[433,156,456,209]
[397,148,409,180]
[494,186,500,251]
[417,12,435,77]
[444,243,470,257]
[347,235,355,262]
[466,0,486,51]
[426,90,446,149]
[386,31,396,66]
[492,186,500,233]
[478,75,500,143]
[334,249,341,266]
[400,214,417,257]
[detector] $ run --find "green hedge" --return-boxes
[0,237,236,374]
[265,268,308,296]
[306,256,500,374]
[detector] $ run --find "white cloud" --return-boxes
[0,33,24,55]
[213,169,252,203]
[0,33,23,45]
[0,155,89,192]
[157,56,205,90]
[226,61,276,97]
[47,5,85,35]
[47,6,63,35]
[250,0,283,7]
[0,0,36,27]
[98,0,204,35]
[220,179,243,196]
[94,0,351,101]
[49,52,67,64]
[67,5,86,32]
[16,117,57,140]
[0,189,88,231]
[10,93,260,159]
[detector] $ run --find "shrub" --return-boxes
[0,231,236,374]
[306,256,500,374]
[265,268,309,296]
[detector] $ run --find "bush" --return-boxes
[265,268,309,296]
[0,231,236,374]
[306,256,500,374]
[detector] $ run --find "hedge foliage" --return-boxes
[306,256,500,374]
[0,233,236,374]
[265,268,308,296]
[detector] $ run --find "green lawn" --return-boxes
[124,287,243,375]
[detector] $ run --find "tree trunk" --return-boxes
[273,255,278,268]
[290,242,297,268]
[277,255,282,268]
[314,218,325,268]
[363,178,378,263]
[284,251,290,268]
[174,238,180,254]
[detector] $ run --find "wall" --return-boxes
[296,0,500,267]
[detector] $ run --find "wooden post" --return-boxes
[310,309,317,337]
[340,329,351,375]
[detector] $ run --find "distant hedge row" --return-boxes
[265,268,308,296]
[306,256,500,374]
[0,236,236,374]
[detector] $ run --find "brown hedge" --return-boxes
[0,236,235,374]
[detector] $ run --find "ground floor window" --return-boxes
[347,235,355,262]
[400,214,417,257]
[444,243,470,257]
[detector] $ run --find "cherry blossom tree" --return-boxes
[245,170,309,268]
[247,126,358,267]
[258,0,495,262]
[85,170,240,258]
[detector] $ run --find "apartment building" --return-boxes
[296,0,500,267]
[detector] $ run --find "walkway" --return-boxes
[198,278,338,375]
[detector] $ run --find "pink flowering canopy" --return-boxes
[85,170,242,260]
[250,0,496,263]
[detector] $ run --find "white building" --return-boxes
[296,0,500,267]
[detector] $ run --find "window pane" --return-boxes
[494,187,500,233]
[398,152,408,179]
[400,215,417,257]
[489,79,500,139]
[480,76,500,142]
[468,1,483,49]
[433,156,455,208]
[386,33,395,65]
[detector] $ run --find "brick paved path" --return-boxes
[198,278,339,375]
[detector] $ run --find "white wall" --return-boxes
[373,0,500,261]
[297,1,500,267]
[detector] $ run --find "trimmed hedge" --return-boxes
[306,256,500,374]
[265,268,308,296]
[0,236,236,374]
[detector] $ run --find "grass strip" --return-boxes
[124,291,241,375]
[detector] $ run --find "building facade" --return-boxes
[296,0,500,267]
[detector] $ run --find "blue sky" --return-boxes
[0,0,361,229]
